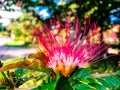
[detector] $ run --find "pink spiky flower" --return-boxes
[34,17,108,77]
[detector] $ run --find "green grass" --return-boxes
[5,40,33,48]
[5,41,25,47]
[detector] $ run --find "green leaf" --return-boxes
[14,68,27,78]
[55,76,72,90]
[82,78,96,83]
[89,83,106,90]
[117,70,120,75]
[32,86,41,90]
[32,73,61,90]
[110,75,120,85]
[41,82,56,90]
[0,85,6,89]
[103,76,117,87]
[73,84,93,90]
[96,73,120,89]
[96,78,113,88]
[71,68,90,79]
[32,80,55,90]
[0,73,4,79]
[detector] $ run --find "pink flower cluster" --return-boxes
[34,18,108,77]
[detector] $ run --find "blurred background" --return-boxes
[0,0,120,73]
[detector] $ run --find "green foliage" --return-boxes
[32,68,120,90]
[5,41,25,47]
[32,73,61,90]
[1,60,120,90]
[0,58,49,89]
[55,76,72,90]
[0,73,4,79]
[0,68,28,89]
[73,84,93,90]
[71,68,91,79]
[14,68,27,78]
[2,0,120,26]
[6,12,42,47]
[70,68,120,90]
[91,59,120,74]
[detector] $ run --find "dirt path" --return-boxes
[0,37,36,60]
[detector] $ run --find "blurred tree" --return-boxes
[0,0,120,26]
